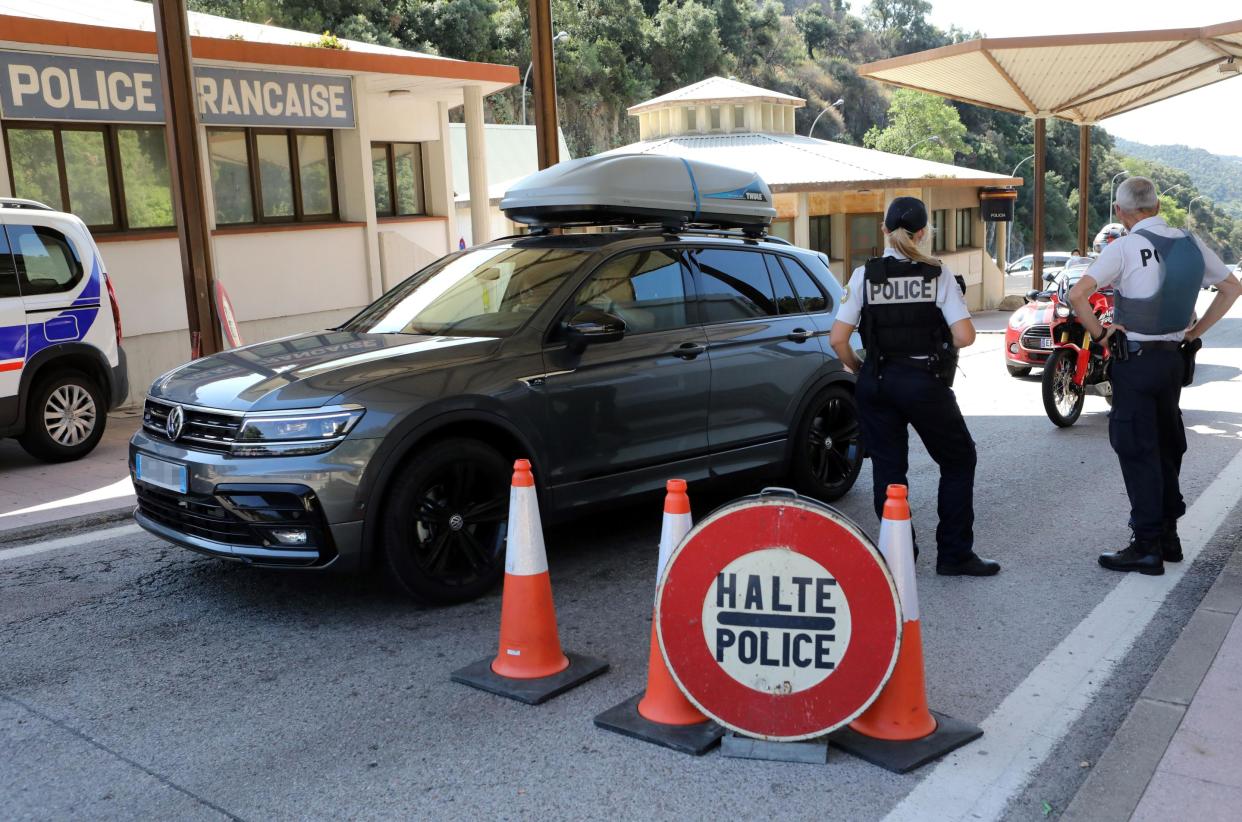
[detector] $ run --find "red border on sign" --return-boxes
[657,498,901,740]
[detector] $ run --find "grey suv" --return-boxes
[129,229,862,603]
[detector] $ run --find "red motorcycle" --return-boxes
[1040,282,1114,427]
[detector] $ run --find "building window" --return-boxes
[956,208,977,248]
[709,106,721,131]
[733,105,746,131]
[809,215,831,256]
[206,127,337,225]
[931,209,948,252]
[371,142,426,218]
[4,122,174,233]
[685,107,697,131]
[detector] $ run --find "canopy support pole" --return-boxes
[527,0,560,170]
[1078,124,1091,254]
[154,0,222,357]
[1032,117,1046,292]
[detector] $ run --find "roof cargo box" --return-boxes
[500,154,776,230]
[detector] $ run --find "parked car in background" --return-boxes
[1005,251,1073,281]
[129,229,863,605]
[1,198,127,461]
[1004,259,1105,377]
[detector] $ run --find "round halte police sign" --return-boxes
[656,493,902,741]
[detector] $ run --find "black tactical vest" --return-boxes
[859,256,951,360]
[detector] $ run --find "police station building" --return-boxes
[0,0,516,400]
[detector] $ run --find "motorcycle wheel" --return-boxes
[1042,348,1085,427]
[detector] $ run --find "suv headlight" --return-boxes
[232,406,365,457]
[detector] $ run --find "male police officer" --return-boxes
[830,197,1000,577]
[1069,176,1241,575]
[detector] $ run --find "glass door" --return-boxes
[847,213,883,273]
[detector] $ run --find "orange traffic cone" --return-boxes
[594,480,724,755]
[451,459,608,704]
[831,484,983,773]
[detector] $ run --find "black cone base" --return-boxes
[451,652,609,705]
[829,710,982,773]
[721,733,830,764]
[594,693,724,756]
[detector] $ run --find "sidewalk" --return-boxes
[1064,544,1242,821]
[0,411,140,541]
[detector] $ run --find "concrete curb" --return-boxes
[0,505,135,547]
[1060,543,1242,822]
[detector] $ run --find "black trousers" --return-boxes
[1109,348,1187,539]
[855,359,977,561]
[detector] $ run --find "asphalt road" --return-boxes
[3,298,1241,821]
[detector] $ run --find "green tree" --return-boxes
[863,0,943,55]
[651,0,725,89]
[862,89,966,163]
[794,5,834,58]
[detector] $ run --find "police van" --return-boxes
[1,198,127,461]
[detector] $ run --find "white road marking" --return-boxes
[885,443,1242,822]
[0,524,143,562]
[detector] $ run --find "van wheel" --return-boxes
[791,384,864,501]
[382,438,511,605]
[18,370,107,462]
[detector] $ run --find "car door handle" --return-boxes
[787,328,814,342]
[674,342,707,359]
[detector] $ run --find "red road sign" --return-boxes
[656,493,902,741]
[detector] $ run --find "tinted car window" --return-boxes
[778,256,831,313]
[575,249,692,334]
[765,254,801,315]
[341,245,584,337]
[6,225,83,295]
[692,248,778,323]
[0,226,18,298]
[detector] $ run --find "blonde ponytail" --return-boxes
[886,226,942,267]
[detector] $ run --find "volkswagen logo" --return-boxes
[165,405,185,441]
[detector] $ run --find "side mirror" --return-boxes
[1025,289,1042,301]
[1043,271,1057,283]
[563,307,626,352]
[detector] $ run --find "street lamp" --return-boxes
[807,98,845,139]
[1108,170,1130,218]
[1160,183,1183,197]
[903,135,941,155]
[1187,195,1208,226]
[521,30,569,126]
[1005,154,1035,265]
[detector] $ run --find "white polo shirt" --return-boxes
[836,248,971,329]
[1086,215,1230,341]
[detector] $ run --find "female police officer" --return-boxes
[829,197,1000,576]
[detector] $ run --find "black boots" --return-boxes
[936,553,1001,576]
[1098,534,1164,576]
[1161,521,1183,563]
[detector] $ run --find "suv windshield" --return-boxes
[341,245,586,337]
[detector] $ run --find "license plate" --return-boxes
[136,454,188,494]
[1041,338,1055,349]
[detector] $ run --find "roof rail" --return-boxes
[668,226,791,245]
[0,197,55,211]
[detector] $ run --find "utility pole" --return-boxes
[527,0,561,170]
[1032,117,1046,292]
[153,0,222,357]
[1078,125,1090,254]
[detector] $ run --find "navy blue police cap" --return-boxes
[885,197,928,233]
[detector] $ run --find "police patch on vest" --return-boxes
[867,276,937,305]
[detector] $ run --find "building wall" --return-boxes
[773,186,1005,311]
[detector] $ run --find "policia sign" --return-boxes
[0,50,355,128]
[657,492,902,741]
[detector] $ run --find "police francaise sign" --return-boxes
[656,493,901,741]
[0,51,355,129]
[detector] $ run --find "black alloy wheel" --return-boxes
[382,438,511,604]
[1041,348,1085,427]
[793,384,864,501]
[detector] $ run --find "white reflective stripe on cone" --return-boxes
[655,512,693,598]
[504,484,548,576]
[878,515,919,623]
